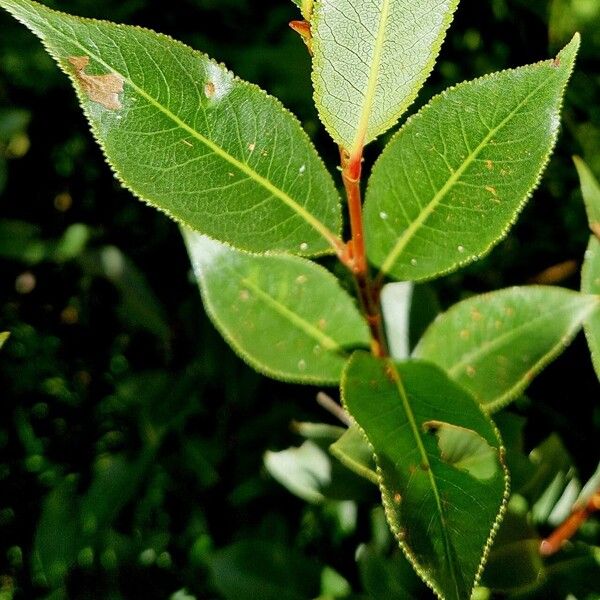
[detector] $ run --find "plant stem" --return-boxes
[289,18,387,357]
[539,492,600,556]
[340,147,388,358]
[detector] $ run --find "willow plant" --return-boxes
[1,0,599,598]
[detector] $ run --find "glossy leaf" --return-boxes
[414,286,598,411]
[342,353,509,600]
[329,425,378,485]
[0,0,342,256]
[183,230,370,384]
[364,37,579,281]
[311,0,458,152]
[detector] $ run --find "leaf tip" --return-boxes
[556,32,581,68]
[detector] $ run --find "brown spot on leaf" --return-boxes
[485,159,494,170]
[68,56,124,110]
[485,185,498,197]
[591,223,600,241]
[393,492,402,504]
[204,81,216,98]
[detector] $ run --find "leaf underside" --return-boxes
[183,230,370,384]
[413,286,599,411]
[0,0,342,256]
[364,36,579,282]
[311,0,459,151]
[342,353,509,600]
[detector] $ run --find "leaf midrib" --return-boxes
[14,1,338,249]
[351,0,392,154]
[379,71,560,275]
[386,358,461,600]
[240,275,343,354]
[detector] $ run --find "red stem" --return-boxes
[340,147,387,357]
[540,492,600,556]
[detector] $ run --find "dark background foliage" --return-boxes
[0,0,598,598]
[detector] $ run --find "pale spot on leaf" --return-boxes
[68,56,124,110]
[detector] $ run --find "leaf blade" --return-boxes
[574,155,600,234]
[183,230,370,384]
[0,0,342,256]
[413,286,598,411]
[342,353,509,600]
[311,0,459,151]
[581,237,600,381]
[365,37,579,281]
[329,425,378,485]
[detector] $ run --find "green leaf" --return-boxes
[342,353,509,600]
[480,511,544,593]
[413,286,598,411]
[183,230,370,384]
[582,237,600,381]
[517,543,600,599]
[0,332,9,350]
[208,540,321,600]
[80,246,170,341]
[574,155,600,234]
[264,441,331,503]
[293,421,346,442]
[33,477,80,588]
[290,0,313,20]
[358,547,424,600]
[364,37,579,281]
[576,157,600,381]
[329,426,378,485]
[0,0,341,256]
[311,0,459,151]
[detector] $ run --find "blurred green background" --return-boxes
[0,0,599,598]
